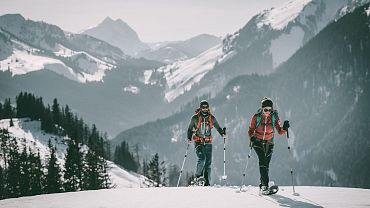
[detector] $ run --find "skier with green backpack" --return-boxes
[248,97,290,195]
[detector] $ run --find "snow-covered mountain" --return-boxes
[145,0,369,103]
[0,118,147,188]
[1,1,369,136]
[1,186,369,208]
[83,17,149,56]
[139,34,221,64]
[0,13,170,135]
[0,14,125,83]
[112,3,370,188]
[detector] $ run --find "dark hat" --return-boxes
[261,97,273,108]
[200,100,209,107]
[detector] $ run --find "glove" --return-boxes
[283,120,290,131]
[221,127,227,138]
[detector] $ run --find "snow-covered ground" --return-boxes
[0,118,147,188]
[0,186,369,208]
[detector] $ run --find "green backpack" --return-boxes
[255,109,277,131]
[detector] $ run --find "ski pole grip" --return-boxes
[287,129,289,138]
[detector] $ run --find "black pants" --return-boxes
[252,138,274,187]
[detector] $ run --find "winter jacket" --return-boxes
[248,110,286,142]
[187,113,224,142]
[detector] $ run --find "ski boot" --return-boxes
[191,176,206,186]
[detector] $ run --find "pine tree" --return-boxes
[16,92,25,118]
[148,153,160,187]
[168,164,180,187]
[52,98,61,132]
[9,117,14,127]
[3,98,13,118]
[41,105,53,133]
[64,140,83,192]
[19,146,31,196]
[0,101,4,119]
[46,141,63,193]
[0,165,5,199]
[160,160,167,187]
[7,138,21,198]
[142,159,148,178]
[29,150,44,195]
[113,141,138,172]
[99,156,111,189]
[83,149,99,190]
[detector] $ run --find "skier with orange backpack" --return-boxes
[187,100,226,186]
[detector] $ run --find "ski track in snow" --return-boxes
[0,186,369,208]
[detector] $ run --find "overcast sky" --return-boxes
[0,0,287,42]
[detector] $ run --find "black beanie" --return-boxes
[261,97,273,108]
[200,100,209,107]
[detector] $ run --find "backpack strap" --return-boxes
[195,113,213,132]
[196,114,202,132]
[255,109,276,129]
[255,109,262,128]
[271,110,277,128]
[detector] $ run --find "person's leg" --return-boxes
[264,142,274,184]
[252,139,269,187]
[203,143,213,185]
[195,143,206,178]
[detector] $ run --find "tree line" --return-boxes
[0,92,111,199]
[114,141,195,187]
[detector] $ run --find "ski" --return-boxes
[260,185,279,195]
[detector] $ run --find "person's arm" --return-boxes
[274,113,286,135]
[212,115,225,136]
[248,115,257,138]
[187,116,196,141]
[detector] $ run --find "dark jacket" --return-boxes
[187,113,224,141]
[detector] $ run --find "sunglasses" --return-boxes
[201,105,209,109]
[263,108,272,112]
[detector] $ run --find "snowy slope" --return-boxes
[0,118,147,188]
[257,0,313,30]
[0,14,121,83]
[0,38,115,83]
[0,186,369,208]
[146,44,233,102]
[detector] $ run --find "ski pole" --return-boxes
[286,129,298,195]
[239,142,253,191]
[221,127,227,182]
[222,127,227,184]
[177,142,190,187]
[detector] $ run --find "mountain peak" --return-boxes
[83,17,148,56]
[99,17,129,28]
[102,16,115,24]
